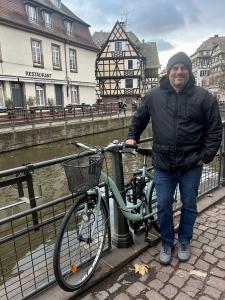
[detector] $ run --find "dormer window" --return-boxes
[26,5,38,24]
[64,20,72,36]
[51,0,61,8]
[43,11,53,29]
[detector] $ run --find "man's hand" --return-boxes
[125,139,137,145]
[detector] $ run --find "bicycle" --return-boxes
[53,140,181,291]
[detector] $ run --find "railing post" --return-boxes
[221,124,225,186]
[111,150,133,248]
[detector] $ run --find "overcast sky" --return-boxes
[64,0,225,68]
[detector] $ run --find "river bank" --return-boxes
[0,114,132,153]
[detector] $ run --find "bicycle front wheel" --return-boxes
[53,194,108,291]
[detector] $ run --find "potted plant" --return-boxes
[47,98,54,106]
[47,98,55,115]
[26,96,36,118]
[5,98,15,109]
[26,96,36,108]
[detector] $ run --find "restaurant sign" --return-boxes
[25,71,52,78]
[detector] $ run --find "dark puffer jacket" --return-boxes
[128,75,222,171]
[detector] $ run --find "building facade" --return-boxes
[92,21,160,104]
[0,0,98,109]
[191,35,225,98]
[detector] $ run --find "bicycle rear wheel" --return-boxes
[53,194,108,291]
[148,184,160,232]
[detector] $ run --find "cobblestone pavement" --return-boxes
[78,198,225,300]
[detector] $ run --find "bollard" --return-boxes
[111,150,133,248]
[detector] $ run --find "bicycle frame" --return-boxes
[97,171,155,222]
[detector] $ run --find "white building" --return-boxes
[0,0,98,108]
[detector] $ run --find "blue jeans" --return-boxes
[153,166,203,248]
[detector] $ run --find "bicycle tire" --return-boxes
[149,183,181,233]
[148,184,160,232]
[53,194,108,292]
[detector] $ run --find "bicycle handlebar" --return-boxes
[70,140,137,154]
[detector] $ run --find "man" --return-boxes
[126,52,222,265]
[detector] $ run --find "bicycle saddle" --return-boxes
[136,147,152,156]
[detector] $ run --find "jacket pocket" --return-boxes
[152,144,171,170]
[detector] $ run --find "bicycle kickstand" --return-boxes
[144,219,161,246]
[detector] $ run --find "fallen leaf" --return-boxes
[71,264,78,273]
[134,263,149,276]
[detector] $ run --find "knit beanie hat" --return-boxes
[166,52,192,73]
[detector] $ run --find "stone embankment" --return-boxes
[0,115,132,153]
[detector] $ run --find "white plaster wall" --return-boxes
[0,24,97,106]
[79,86,96,105]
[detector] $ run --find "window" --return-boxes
[52,44,61,69]
[125,78,133,88]
[0,82,4,107]
[26,5,38,23]
[65,20,72,36]
[43,11,52,29]
[200,70,208,77]
[128,60,133,69]
[69,49,77,72]
[51,0,61,8]
[115,41,122,52]
[35,85,45,106]
[71,86,79,104]
[31,39,43,67]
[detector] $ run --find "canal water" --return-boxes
[0,127,151,211]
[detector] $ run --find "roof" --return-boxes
[92,29,160,69]
[214,36,225,53]
[139,42,160,68]
[192,35,225,56]
[0,0,98,51]
[92,31,109,48]
[33,0,89,25]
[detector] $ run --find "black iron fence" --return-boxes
[0,152,111,300]
[0,103,119,128]
[0,127,224,299]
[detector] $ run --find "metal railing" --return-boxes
[0,103,119,128]
[0,128,224,299]
[0,153,111,300]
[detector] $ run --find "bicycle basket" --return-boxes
[62,154,103,194]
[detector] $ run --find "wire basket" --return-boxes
[62,155,104,194]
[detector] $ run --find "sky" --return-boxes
[64,0,225,69]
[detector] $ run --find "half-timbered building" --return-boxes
[92,21,160,105]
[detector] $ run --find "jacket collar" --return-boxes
[159,74,195,95]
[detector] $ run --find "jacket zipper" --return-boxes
[174,94,178,166]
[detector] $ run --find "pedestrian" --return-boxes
[118,101,123,114]
[126,52,222,265]
[132,100,137,112]
[122,101,127,115]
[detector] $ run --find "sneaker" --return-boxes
[160,245,172,265]
[178,242,191,262]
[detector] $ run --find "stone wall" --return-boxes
[0,116,132,153]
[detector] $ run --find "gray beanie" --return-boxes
[166,52,192,73]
